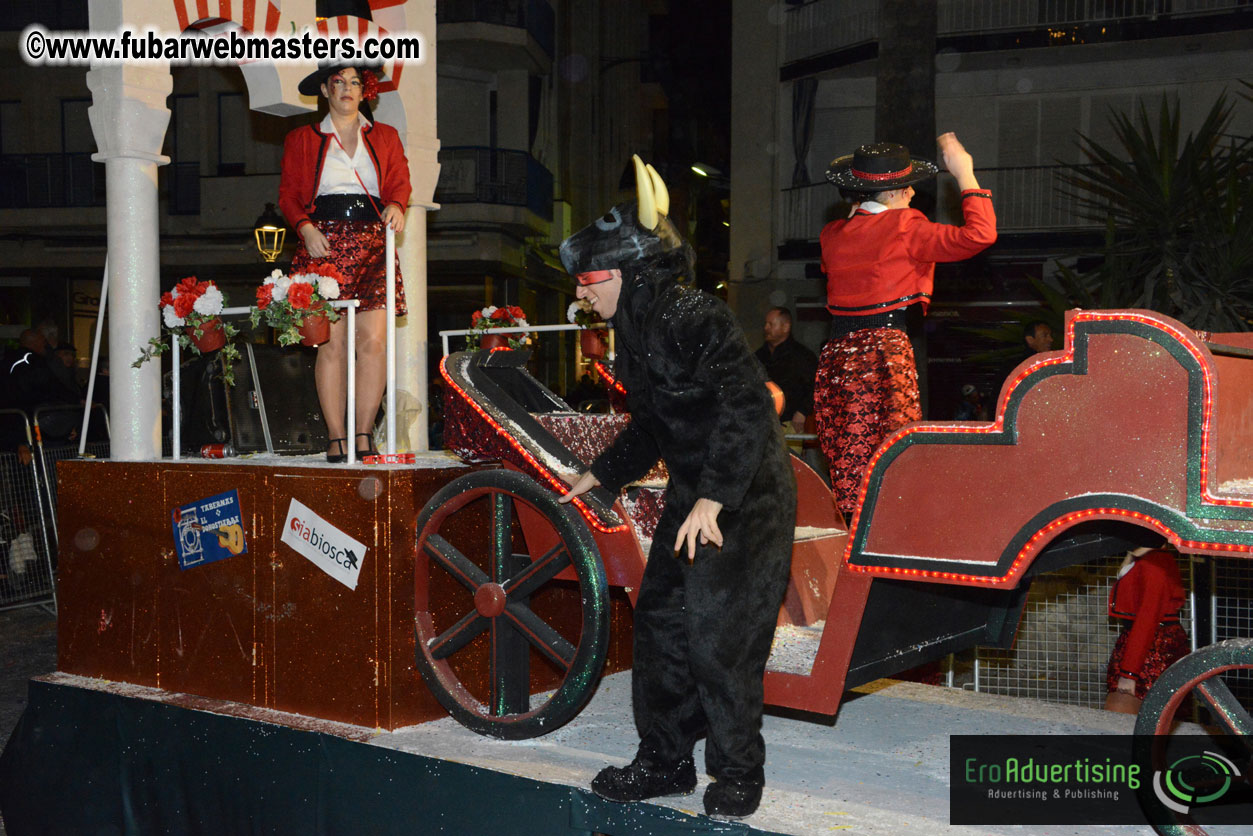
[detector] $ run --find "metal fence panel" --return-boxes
[0,410,57,614]
[974,554,1195,709]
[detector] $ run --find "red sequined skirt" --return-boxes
[291,219,406,316]
[1106,621,1190,700]
[813,327,920,516]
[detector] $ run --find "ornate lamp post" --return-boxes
[253,202,286,262]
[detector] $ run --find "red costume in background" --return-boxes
[278,120,411,315]
[814,190,996,515]
[1106,549,1189,700]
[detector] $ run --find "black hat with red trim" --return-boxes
[825,142,938,192]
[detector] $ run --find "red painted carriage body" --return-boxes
[440,309,1253,720]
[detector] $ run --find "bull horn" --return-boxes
[634,154,658,231]
[646,164,669,217]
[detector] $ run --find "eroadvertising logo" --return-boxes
[951,734,1251,827]
[280,497,367,590]
[1153,750,1241,815]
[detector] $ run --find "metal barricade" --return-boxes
[0,409,58,614]
[33,404,111,554]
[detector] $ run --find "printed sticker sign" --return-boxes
[171,489,248,570]
[280,497,367,590]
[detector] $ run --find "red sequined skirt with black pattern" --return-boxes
[291,219,406,316]
[1105,621,1190,700]
[813,326,920,518]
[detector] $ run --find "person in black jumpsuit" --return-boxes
[560,157,795,819]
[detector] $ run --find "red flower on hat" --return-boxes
[361,70,379,102]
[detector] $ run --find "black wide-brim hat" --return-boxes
[825,142,938,192]
[298,62,385,97]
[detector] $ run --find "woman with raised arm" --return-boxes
[813,133,996,515]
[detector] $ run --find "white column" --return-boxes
[86,63,172,461]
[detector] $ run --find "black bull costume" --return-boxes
[560,157,796,815]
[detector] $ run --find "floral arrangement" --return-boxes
[133,276,241,385]
[466,305,534,350]
[567,298,603,328]
[251,264,342,346]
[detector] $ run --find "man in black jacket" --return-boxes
[755,307,817,433]
[559,157,795,820]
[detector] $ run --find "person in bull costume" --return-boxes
[559,156,796,819]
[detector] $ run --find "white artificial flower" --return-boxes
[163,305,185,328]
[193,285,224,316]
[272,276,291,302]
[567,301,581,324]
[481,305,497,318]
[270,269,284,281]
[515,318,529,328]
[318,277,340,300]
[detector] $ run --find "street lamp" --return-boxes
[253,202,286,263]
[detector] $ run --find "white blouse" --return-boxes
[316,112,380,198]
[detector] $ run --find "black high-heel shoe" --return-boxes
[356,432,378,457]
[326,438,348,464]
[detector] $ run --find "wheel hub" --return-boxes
[474,582,508,617]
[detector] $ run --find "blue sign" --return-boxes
[171,489,248,570]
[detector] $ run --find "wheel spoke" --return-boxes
[503,602,575,671]
[489,618,530,717]
[1195,676,1253,739]
[427,610,489,660]
[424,534,489,591]
[504,542,572,600]
[491,491,513,582]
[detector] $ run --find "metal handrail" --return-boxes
[170,299,361,461]
[438,321,609,357]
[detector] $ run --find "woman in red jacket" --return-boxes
[278,63,411,462]
[814,133,996,515]
[1104,546,1190,714]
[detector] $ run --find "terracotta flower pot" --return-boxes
[579,328,607,360]
[480,332,510,351]
[298,307,330,347]
[186,318,226,353]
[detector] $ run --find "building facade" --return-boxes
[730,0,1253,417]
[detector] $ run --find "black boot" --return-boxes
[703,779,763,819]
[591,756,697,802]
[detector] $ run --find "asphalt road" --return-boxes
[0,605,58,836]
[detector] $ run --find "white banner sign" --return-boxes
[280,498,367,590]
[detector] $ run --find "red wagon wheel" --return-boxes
[413,469,610,739]
[1132,638,1253,836]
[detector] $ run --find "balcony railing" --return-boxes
[436,0,555,58]
[784,0,1248,63]
[435,146,554,221]
[0,153,104,209]
[779,165,1100,243]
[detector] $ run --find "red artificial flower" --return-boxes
[287,282,314,310]
[361,70,379,102]
[255,284,273,310]
[173,293,196,318]
[491,308,511,322]
[176,276,201,297]
[160,291,174,309]
[196,280,211,295]
[303,262,342,282]
[471,311,482,326]
[508,306,525,320]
